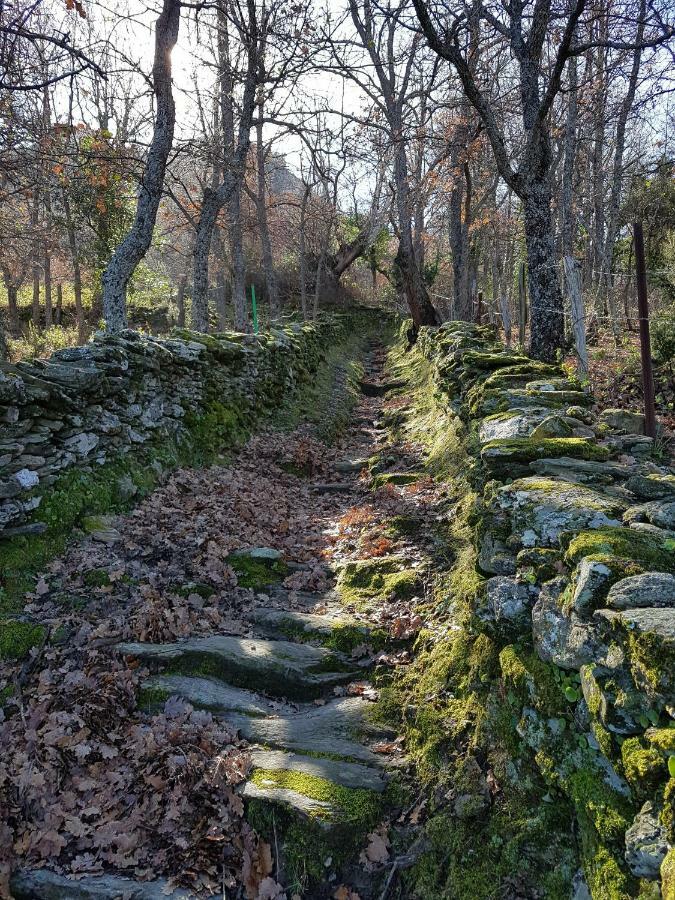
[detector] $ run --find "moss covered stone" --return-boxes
[0,618,45,660]
[621,737,667,800]
[336,556,420,607]
[481,437,609,476]
[564,527,675,574]
[227,553,289,589]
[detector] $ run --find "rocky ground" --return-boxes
[1,340,450,899]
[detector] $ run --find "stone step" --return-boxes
[10,870,213,900]
[312,482,353,494]
[118,634,356,701]
[334,458,370,473]
[249,605,370,643]
[142,674,395,764]
[249,748,387,792]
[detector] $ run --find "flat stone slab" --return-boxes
[249,749,387,792]
[335,458,369,473]
[141,674,393,764]
[241,780,335,822]
[118,634,356,701]
[606,573,675,611]
[312,482,353,493]
[249,606,366,640]
[530,457,640,481]
[10,870,213,900]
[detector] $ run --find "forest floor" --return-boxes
[1,339,448,899]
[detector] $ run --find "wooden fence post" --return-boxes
[633,222,657,438]
[518,262,527,347]
[563,255,588,377]
[476,290,483,325]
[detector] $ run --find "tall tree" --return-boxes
[101,0,181,331]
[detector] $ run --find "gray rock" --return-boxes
[607,573,675,611]
[571,558,613,617]
[143,674,394,764]
[624,801,669,878]
[478,408,552,444]
[599,408,645,435]
[532,579,604,669]
[477,576,538,632]
[494,477,625,548]
[626,474,675,501]
[624,500,675,531]
[120,634,357,702]
[10,870,213,899]
[580,664,644,735]
[530,414,573,439]
[63,431,99,456]
[116,474,137,502]
[249,749,387,792]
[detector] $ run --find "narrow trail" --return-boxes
[4,339,449,899]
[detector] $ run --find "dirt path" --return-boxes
[2,340,448,899]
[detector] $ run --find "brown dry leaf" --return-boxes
[333,886,361,900]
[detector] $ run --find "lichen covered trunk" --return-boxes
[523,186,564,362]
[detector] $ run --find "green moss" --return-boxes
[250,768,381,823]
[592,721,617,764]
[372,471,425,487]
[516,547,561,582]
[481,436,609,473]
[621,737,666,800]
[499,646,567,717]
[337,557,420,607]
[0,619,45,660]
[82,568,111,588]
[227,554,289,589]
[564,527,675,573]
[645,728,675,755]
[136,685,171,711]
[661,779,675,842]
[405,794,575,900]
[567,766,633,847]
[384,515,425,538]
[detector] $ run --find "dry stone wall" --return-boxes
[0,317,351,541]
[417,322,675,899]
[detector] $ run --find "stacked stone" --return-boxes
[0,317,347,539]
[417,321,675,898]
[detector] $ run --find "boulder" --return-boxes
[599,408,645,435]
[532,578,604,669]
[593,607,675,706]
[476,576,539,634]
[570,558,614,617]
[493,477,625,548]
[606,573,675,611]
[624,500,675,531]
[624,801,669,879]
[626,474,675,502]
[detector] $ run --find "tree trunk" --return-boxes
[7,285,19,334]
[601,0,645,335]
[63,193,86,343]
[192,186,223,332]
[176,273,187,328]
[523,185,564,361]
[101,0,181,331]
[31,191,41,327]
[255,106,279,318]
[561,49,578,257]
[229,182,248,331]
[44,250,52,328]
[299,184,310,319]
[56,283,63,324]
[393,136,439,328]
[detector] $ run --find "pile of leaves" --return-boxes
[0,634,276,897]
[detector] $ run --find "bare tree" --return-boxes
[101,0,181,331]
